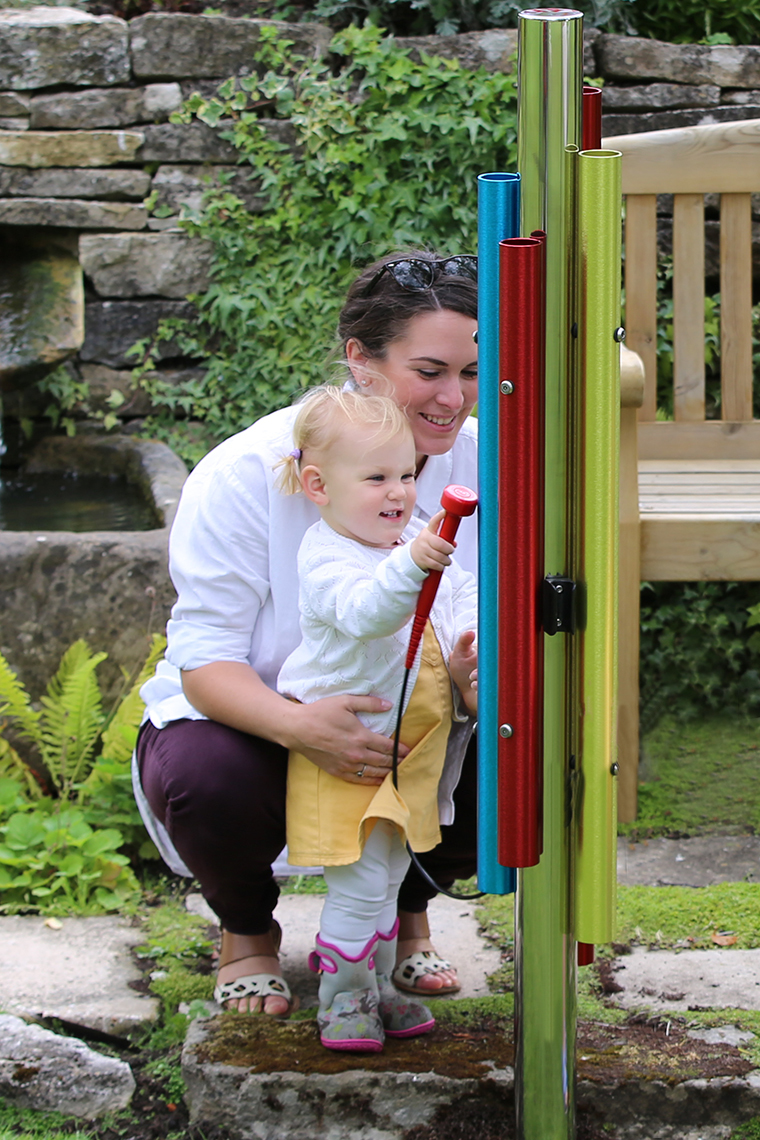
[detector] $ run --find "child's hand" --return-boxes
[450,630,477,715]
[410,509,455,573]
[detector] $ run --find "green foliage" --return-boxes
[0,791,140,914]
[298,0,636,34]
[34,364,123,438]
[639,583,760,731]
[0,636,166,913]
[142,1054,188,1106]
[651,258,760,421]
[133,25,517,454]
[732,1120,760,1140]
[0,635,165,800]
[630,0,760,44]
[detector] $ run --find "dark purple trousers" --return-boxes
[136,718,477,935]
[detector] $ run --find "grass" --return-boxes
[617,882,760,948]
[623,715,760,839]
[0,1100,92,1140]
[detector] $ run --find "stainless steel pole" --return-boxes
[514,11,583,1139]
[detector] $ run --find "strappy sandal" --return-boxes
[214,971,295,1012]
[215,919,297,1015]
[392,950,461,996]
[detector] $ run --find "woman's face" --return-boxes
[347,309,478,463]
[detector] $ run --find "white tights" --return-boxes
[320,820,411,957]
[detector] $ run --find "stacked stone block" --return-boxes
[1,7,760,428]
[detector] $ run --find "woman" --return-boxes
[135,251,479,1015]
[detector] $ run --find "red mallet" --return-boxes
[405,484,478,669]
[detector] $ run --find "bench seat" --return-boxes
[639,460,760,580]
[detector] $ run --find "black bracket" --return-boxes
[542,576,577,635]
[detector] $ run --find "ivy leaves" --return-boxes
[135,24,517,461]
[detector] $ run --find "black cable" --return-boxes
[392,665,484,902]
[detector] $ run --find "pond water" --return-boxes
[0,471,159,532]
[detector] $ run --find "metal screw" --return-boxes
[500,380,514,395]
[613,326,626,342]
[610,762,619,775]
[499,724,513,738]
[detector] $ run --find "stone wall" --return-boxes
[1,8,760,434]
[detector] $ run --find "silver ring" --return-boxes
[356,765,366,778]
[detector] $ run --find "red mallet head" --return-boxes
[441,484,478,517]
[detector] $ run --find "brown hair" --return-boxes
[338,249,478,361]
[276,386,413,494]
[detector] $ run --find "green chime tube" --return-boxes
[574,148,622,944]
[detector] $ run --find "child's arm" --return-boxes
[304,533,427,639]
[449,630,477,715]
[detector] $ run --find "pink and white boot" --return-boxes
[375,920,435,1038]
[308,933,385,1053]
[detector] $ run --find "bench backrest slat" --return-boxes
[720,193,754,422]
[623,194,658,421]
[607,119,760,442]
[673,193,705,422]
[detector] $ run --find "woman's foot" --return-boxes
[215,926,294,1015]
[395,910,460,995]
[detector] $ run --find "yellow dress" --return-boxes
[286,622,453,867]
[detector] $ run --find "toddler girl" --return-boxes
[277,387,477,1052]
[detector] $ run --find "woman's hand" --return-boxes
[181,661,406,787]
[289,694,407,785]
[410,509,455,573]
[450,630,477,715]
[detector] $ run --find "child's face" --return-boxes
[307,425,417,548]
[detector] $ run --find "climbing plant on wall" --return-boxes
[131,23,517,462]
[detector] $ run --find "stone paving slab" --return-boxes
[612,947,760,1013]
[187,890,503,1010]
[0,915,159,1035]
[618,834,760,887]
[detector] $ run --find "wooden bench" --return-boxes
[603,118,760,821]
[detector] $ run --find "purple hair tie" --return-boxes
[290,448,302,460]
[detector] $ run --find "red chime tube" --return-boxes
[496,235,546,868]
[577,942,595,966]
[582,85,603,151]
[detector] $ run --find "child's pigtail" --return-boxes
[274,448,303,495]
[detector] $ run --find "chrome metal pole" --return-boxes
[515,11,583,1139]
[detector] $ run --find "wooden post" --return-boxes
[618,346,644,822]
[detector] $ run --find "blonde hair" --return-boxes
[276,386,412,495]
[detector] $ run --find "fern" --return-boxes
[0,654,41,746]
[39,648,107,794]
[0,738,43,800]
[0,638,164,799]
[100,634,166,765]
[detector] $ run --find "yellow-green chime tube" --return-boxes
[515,9,582,1140]
[574,148,622,943]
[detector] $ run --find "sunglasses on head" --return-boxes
[361,256,478,298]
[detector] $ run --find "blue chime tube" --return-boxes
[477,171,520,896]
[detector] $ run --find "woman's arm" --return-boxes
[181,661,404,785]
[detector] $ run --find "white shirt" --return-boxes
[278,518,477,737]
[140,403,478,728]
